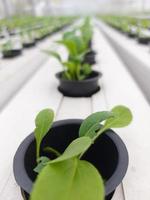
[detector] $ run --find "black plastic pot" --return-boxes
[0,35,4,39]
[83,50,97,65]
[23,42,36,48]
[13,119,128,200]
[127,32,137,38]
[35,37,43,42]
[56,70,101,97]
[2,49,22,58]
[138,37,150,44]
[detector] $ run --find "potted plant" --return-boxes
[45,49,101,97]
[0,39,22,58]
[21,31,36,48]
[44,23,101,97]
[13,105,132,200]
[126,25,138,38]
[137,28,150,44]
[34,29,46,42]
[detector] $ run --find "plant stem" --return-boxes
[44,147,61,157]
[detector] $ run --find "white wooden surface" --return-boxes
[0,24,76,110]
[0,22,150,200]
[97,20,150,67]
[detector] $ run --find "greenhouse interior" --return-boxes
[0,0,150,200]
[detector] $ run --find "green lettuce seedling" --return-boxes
[43,18,93,81]
[31,105,132,200]
[1,40,12,52]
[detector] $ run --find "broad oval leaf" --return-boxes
[34,109,54,159]
[104,105,133,128]
[49,137,92,164]
[79,111,113,138]
[30,158,104,200]
[57,39,77,56]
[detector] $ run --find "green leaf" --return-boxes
[34,156,50,174]
[57,39,77,56]
[104,105,133,128]
[63,71,72,80]
[80,17,93,46]
[34,109,54,160]
[42,50,62,63]
[49,137,92,164]
[82,64,92,76]
[93,105,133,141]
[79,111,114,138]
[63,30,75,39]
[30,158,104,200]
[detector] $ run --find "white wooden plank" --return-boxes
[56,97,92,120]
[94,26,150,200]
[0,169,23,200]
[112,185,125,200]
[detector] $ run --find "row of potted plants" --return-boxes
[12,17,133,200]
[43,17,100,97]
[0,16,75,59]
[0,16,74,37]
[101,15,150,45]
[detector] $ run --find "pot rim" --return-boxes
[55,70,102,83]
[13,119,128,196]
[23,41,36,45]
[2,49,22,53]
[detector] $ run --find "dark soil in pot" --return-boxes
[23,42,36,48]
[83,50,97,65]
[138,37,150,44]
[2,49,22,58]
[13,119,129,200]
[56,70,102,97]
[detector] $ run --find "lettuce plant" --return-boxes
[43,18,94,81]
[44,49,91,80]
[1,40,13,52]
[30,105,132,200]
[21,31,34,43]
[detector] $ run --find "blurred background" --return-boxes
[0,0,150,17]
